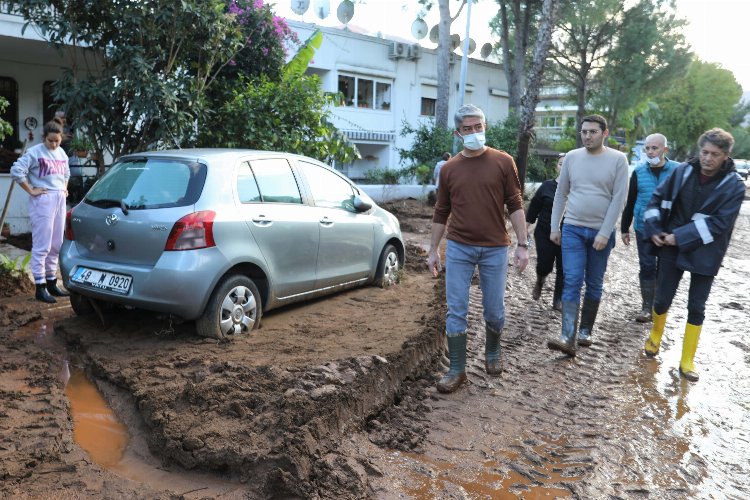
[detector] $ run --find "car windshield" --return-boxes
[85,158,207,210]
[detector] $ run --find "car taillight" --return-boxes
[165,211,216,251]
[65,208,75,241]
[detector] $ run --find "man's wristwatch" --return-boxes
[517,243,528,248]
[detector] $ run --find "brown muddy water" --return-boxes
[65,366,128,467]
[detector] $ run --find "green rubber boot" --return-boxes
[437,333,467,393]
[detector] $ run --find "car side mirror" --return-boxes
[352,195,372,212]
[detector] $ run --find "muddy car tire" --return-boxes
[196,275,262,340]
[69,291,94,316]
[375,244,400,288]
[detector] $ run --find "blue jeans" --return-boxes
[635,229,657,280]
[561,223,615,304]
[445,240,508,335]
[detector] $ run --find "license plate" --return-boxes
[72,267,132,295]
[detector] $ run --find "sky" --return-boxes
[273,0,750,93]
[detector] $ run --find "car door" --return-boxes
[296,161,375,289]
[237,158,319,299]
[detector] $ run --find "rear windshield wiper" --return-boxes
[86,198,131,214]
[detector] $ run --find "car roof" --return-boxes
[118,149,329,166]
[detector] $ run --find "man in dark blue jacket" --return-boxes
[642,128,745,382]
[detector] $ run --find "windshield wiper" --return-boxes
[120,199,129,215]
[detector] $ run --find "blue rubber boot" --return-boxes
[547,301,579,357]
[485,324,503,376]
[437,333,467,393]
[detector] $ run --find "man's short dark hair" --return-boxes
[442,152,451,161]
[581,114,608,132]
[698,128,734,153]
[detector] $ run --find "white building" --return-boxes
[534,85,577,143]
[288,21,510,180]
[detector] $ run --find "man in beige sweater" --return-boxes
[548,115,629,356]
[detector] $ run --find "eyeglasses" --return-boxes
[580,129,601,136]
[459,123,485,134]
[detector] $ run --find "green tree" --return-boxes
[654,59,742,159]
[490,0,545,113]
[549,0,622,146]
[197,74,358,164]
[0,97,12,142]
[591,0,691,132]
[397,120,454,171]
[7,0,292,164]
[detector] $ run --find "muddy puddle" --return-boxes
[65,366,128,467]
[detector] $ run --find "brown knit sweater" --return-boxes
[432,148,523,247]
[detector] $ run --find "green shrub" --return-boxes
[0,254,31,278]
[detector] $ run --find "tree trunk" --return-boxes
[499,2,520,112]
[516,0,560,188]
[435,0,452,129]
[575,73,587,148]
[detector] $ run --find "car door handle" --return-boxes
[319,217,334,226]
[251,216,273,227]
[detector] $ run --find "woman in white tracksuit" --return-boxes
[10,118,71,303]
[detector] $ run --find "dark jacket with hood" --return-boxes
[643,157,745,276]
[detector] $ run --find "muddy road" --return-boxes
[1,195,749,498]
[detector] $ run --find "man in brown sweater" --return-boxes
[427,104,529,393]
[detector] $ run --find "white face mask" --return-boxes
[462,132,486,151]
[646,155,662,165]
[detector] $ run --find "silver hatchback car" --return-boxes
[61,149,404,339]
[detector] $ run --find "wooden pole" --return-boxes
[0,180,15,237]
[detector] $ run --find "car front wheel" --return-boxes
[375,243,400,288]
[196,275,262,340]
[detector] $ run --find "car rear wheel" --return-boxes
[196,275,261,340]
[69,291,94,316]
[375,244,400,288]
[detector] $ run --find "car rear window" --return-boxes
[84,158,207,210]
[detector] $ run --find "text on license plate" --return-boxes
[72,267,132,294]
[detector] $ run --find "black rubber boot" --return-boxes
[635,278,655,323]
[552,275,563,311]
[46,278,70,297]
[437,333,467,393]
[547,301,579,356]
[532,274,545,300]
[484,324,503,376]
[35,284,57,304]
[577,297,600,347]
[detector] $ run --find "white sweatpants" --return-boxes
[28,190,66,284]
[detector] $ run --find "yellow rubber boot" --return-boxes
[679,323,702,382]
[644,310,668,357]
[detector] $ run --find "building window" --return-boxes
[376,82,391,110]
[338,74,392,110]
[338,75,355,106]
[357,78,373,108]
[0,77,19,150]
[420,97,436,117]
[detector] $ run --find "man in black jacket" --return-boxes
[643,128,745,382]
